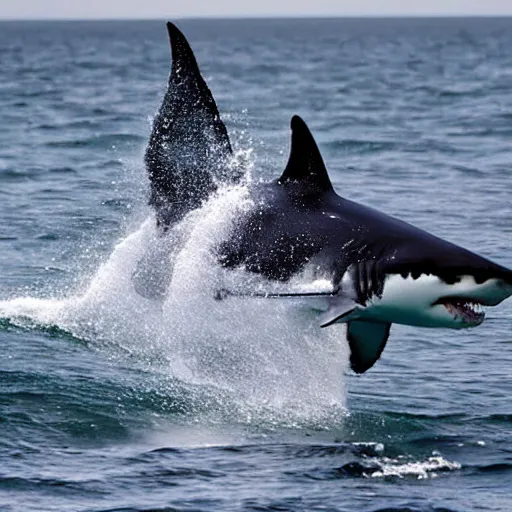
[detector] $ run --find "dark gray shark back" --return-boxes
[145,22,241,229]
[221,116,512,288]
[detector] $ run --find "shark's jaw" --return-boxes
[354,273,512,329]
[433,297,485,327]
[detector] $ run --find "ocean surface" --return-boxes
[1,18,512,512]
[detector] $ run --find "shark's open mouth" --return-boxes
[436,298,485,325]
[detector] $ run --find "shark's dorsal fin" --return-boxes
[145,22,238,230]
[278,116,334,196]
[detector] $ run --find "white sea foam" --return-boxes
[370,455,461,479]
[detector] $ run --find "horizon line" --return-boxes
[1,14,512,22]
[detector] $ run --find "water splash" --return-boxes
[0,181,349,426]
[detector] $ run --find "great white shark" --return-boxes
[143,22,512,374]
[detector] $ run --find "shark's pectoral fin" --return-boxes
[319,301,357,328]
[346,320,391,374]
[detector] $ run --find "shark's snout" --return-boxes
[436,277,512,307]
[429,276,512,328]
[494,278,512,304]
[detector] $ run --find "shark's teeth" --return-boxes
[443,299,485,325]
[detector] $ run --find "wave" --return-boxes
[300,454,460,480]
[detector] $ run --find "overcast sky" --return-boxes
[1,0,512,19]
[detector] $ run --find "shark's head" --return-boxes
[360,236,512,329]
[364,272,512,329]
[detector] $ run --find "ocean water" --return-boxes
[1,17,512,512]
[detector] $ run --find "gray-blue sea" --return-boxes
[1,18,512,512]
